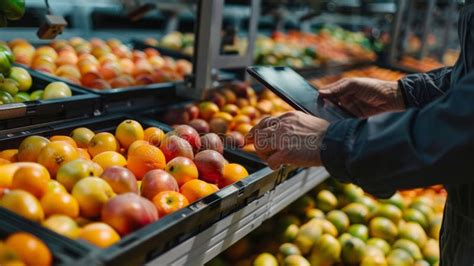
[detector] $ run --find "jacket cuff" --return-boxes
[398,74,424,108]
[320,119,359,183]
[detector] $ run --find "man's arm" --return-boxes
[399,67,453,108]
[321,71,474,198]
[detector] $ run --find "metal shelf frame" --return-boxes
[148,167,329,265]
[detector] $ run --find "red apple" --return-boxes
[168,125,201,153]
[140,169,179,200]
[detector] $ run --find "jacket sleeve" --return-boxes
[399,67,453,108]
[321,71,474,198]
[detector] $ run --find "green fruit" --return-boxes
[410,202,434,222]
[338,233,352,246]
[348,224,369,241]
[30,90,44,100]
[341,237,366,264]
[0,90,14,104]
[373,204,403,224]
[283,255,310,266]
[393,239,423,260]
[278,243,301,259]
[14,92,29,102]
[361,254,387,266]
[410,196,433,208]
[429,214,443,240]
[414,260,430,266]
[369,217,398,243]
[386,249,414,266]
[0,78,19,95]
[422,239,439,265]
[367,238,391,255]
[355,195,378,213]
[305,208,324,221]
[309,234,341,265]
[253,253,278,266]
[0,44,14,64]
[43,82,72,99]
[316,190,338,212]
[342,183,364,201]
[1,0,26,20]
[343,203,369,224]
[380,192,406,210]
[294,220,322,254]
[326,210,350,235]
[403,208,429,231]
[9,66,32,91]
[0,51,12,76]
[281,224,299,242]
[312,219,338,237]
[399,222,428,248]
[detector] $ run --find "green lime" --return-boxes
[0,51,12,76]
[0,78,19,95]
[366,238,390,255]
[14,92,30,102]
[316,190,338,212]
[326,210,350,235]
[342,203,369,224]
[393,239,423,260]
[30,90,44,100]
[369,217,398,243]
[0,90,14,104]
[348,224,369,241]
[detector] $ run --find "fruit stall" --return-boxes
[0,0,458,265]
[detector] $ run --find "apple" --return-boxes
[159,135,194,161]
[140,169,178,200]
[101,193,158,235]
[168,125,201,153]
[43,82,72,99]
[165,157,198,186]
[100,166,138,194]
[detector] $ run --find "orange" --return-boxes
[78,222,120,248]
[70,127,95,148]
[5,233,52,266]
[1,190,44,222]
[127,144,166,180]
[92,151,126,170]
[47,180,67,194]
[115,120,145,149]
[0,241,22,265]
[87,132,120,157]
[152,191,189,217]
[0,158,10,165]
[77,148,91,160]
[218,163,249,188]
[144,127,165,147]
[0,149,18,162]
[11,164,51,198]
[235,123,253,136]
[49,136,78,148]
[180,179,219,203]
[40,192,79,218]
[37,141,79,177]
[127,140,148,155]
[17,136,50,162]
[0,162,43,188]
[42,215,80,239]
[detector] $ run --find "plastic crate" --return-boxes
[0,70,100,130]
[0,208,94,265]
[0,114,285,265]
[131,39,193,61]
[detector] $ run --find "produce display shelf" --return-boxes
[147,167,329,266]
[0,113,288,266]
[0,69,101,130]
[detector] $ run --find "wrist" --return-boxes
[383,81,405,111]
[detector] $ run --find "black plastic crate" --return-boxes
[0,114,283,265]
[0,69,100,130]
[0,208,94,265]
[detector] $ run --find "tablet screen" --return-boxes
[247,66,354,122]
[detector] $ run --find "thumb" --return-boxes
[318,79,350,98]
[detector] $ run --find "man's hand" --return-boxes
[246,111,329,170]
[319,78,405,117]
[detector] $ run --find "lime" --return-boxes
[316,190,338,212]
[0,90,14,104]
[393,239,423,260]
[14,92,30,102]
[341,237,366,264]
[367,238,390,255]
[373,204,402,224]
[310,234,341,265]
[369,217,398,243]
[403,208,429,231]
[338,233,352,246]
[326,210,350,235]
[343,203,369,224]
[348,224,369,241]
[0,78,19,95]
[30,90,44,100]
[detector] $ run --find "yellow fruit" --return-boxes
[422,239,440,265]
[17,136,50,162]
[253,253,278,266]
[316,190,338,212]
[369,217,398,243]
[92,151,127,170]
[398,222,428,248]
[71,177,115,218]
[47,180,67,194]
[87,132,120,158]
[56,159,103,191]
[386,249,414,266]
[70,127,95,148]
[40,192,79,218]
[393,239,423,260]
[42,215,80,239]
[78,222,120,248]
[115,120,144,149]
[343,203,369,224]
[309,234,341,266]
[366,238,391,255]
[326,210,350,235]
[37,141,79,177]
[374,204,403,224]
[341,237,365,265]
[1,190,44,222]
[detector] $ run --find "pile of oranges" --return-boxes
[0,232,52,266]
[0,119,249,248]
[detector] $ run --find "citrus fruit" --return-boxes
[361,247,387,266]
[180,179,218,203]
[367,238,391,255]
[341,237,365,264]
[152,191,189,217]
[56,159,103,191]
[393,239,422,260]
[294,220,322,255]
[11,164,50,198]
[218,163,249,188]
[127,143,166,179]
[144,127,165,147]
[253,253,278,266]
[305,208,325,221]
[309,234,341,265]
[373,204,403,224]
[386,249,414,266]
[326,210,350,235]
[78,222,120,248]
[398,222,428,248]
[312,219,338,237]
[355,195,378,213]
[77,148,91,160]
[380,192,406,210]
[278,243,301,260]
[281,224,299,243]
[342,202,369,224]
[403,208,429,231]
[127,140,148,155]
[70,127,95,148]
[115,120,144,149]
[71,177,115,218]
[5,233,51,266]
[42,215,80,239]
[315,190,338,212]
[342,183,364,201]
[49,136,77,148]
[87,132,120,157]
[283,255,310,266]
[17,136,50,162]
[0,158,9,165]
[37,141,79,176]
[429,214,442,240]
[348,224,369,241]
[414,260,431,266]
[0,241,21,265]
[338,233,352,246]
[422,238,439,265]
[40,191,79,218]
[43,82,72,99]
[0,149,18,162]
[369,217,398,243]
[1,189,44,222]
[92,151,126,170]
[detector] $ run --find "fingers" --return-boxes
[266,151,284,170]
[318,79,350,98]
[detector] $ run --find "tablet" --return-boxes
[247,66,355,122]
